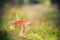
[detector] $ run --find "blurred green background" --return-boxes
[0,0,60,40]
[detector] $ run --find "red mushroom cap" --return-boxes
[13,20,30,24]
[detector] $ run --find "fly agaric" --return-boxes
[13,20,30,36]
[13,20,30,25]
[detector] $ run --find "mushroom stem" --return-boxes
[24,24,28,32]
[19,27,24,36]
[19,24,28,36]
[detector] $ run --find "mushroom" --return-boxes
[13,20,30,36]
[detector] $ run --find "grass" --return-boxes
[1,5,60,40]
